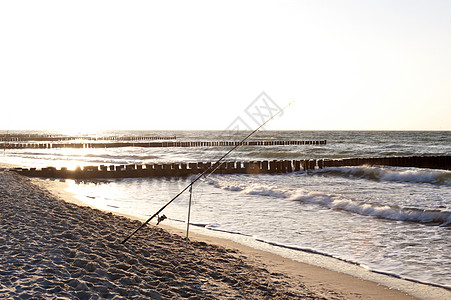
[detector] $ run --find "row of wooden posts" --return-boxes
[12,156,451,179]
[1,140,327,149]
[0,135,177,142]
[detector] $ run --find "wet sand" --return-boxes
[0,168,417,299]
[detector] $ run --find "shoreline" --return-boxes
[33,175,424,299]
[3,169,329,299]
[166,220,451,291]
[35,176,451,300]
[2,161,450,299]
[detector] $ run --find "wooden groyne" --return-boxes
[1,140,327,149]
[11,156,451,179]
[12,161,309,179]
[0,134,176,142]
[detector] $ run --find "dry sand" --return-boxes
[0,169,417,299]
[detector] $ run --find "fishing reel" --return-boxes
[156,214,167,225]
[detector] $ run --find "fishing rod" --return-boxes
[120,101,293,244]
[185,184,193,248]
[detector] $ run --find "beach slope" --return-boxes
[0,170,415,299]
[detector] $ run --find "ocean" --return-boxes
[1,130,450,291]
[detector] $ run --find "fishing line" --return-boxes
[120,101,294,244]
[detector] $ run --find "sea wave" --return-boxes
[314,166,451,186]
[288,190,451,226]
[7,151,159,163]
[205,177,451,226]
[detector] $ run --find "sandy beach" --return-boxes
[0,168,419,299]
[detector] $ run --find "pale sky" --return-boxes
[1,0,450,131]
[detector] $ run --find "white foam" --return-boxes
[207,176,451,226]
[317,166,451,186]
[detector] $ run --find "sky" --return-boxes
[1,0,450,131]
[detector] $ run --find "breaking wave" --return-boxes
[287,190,451,226]
[206,177,451,226]
[314,166,451,186]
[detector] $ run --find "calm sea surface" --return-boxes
[2,130,450,290]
